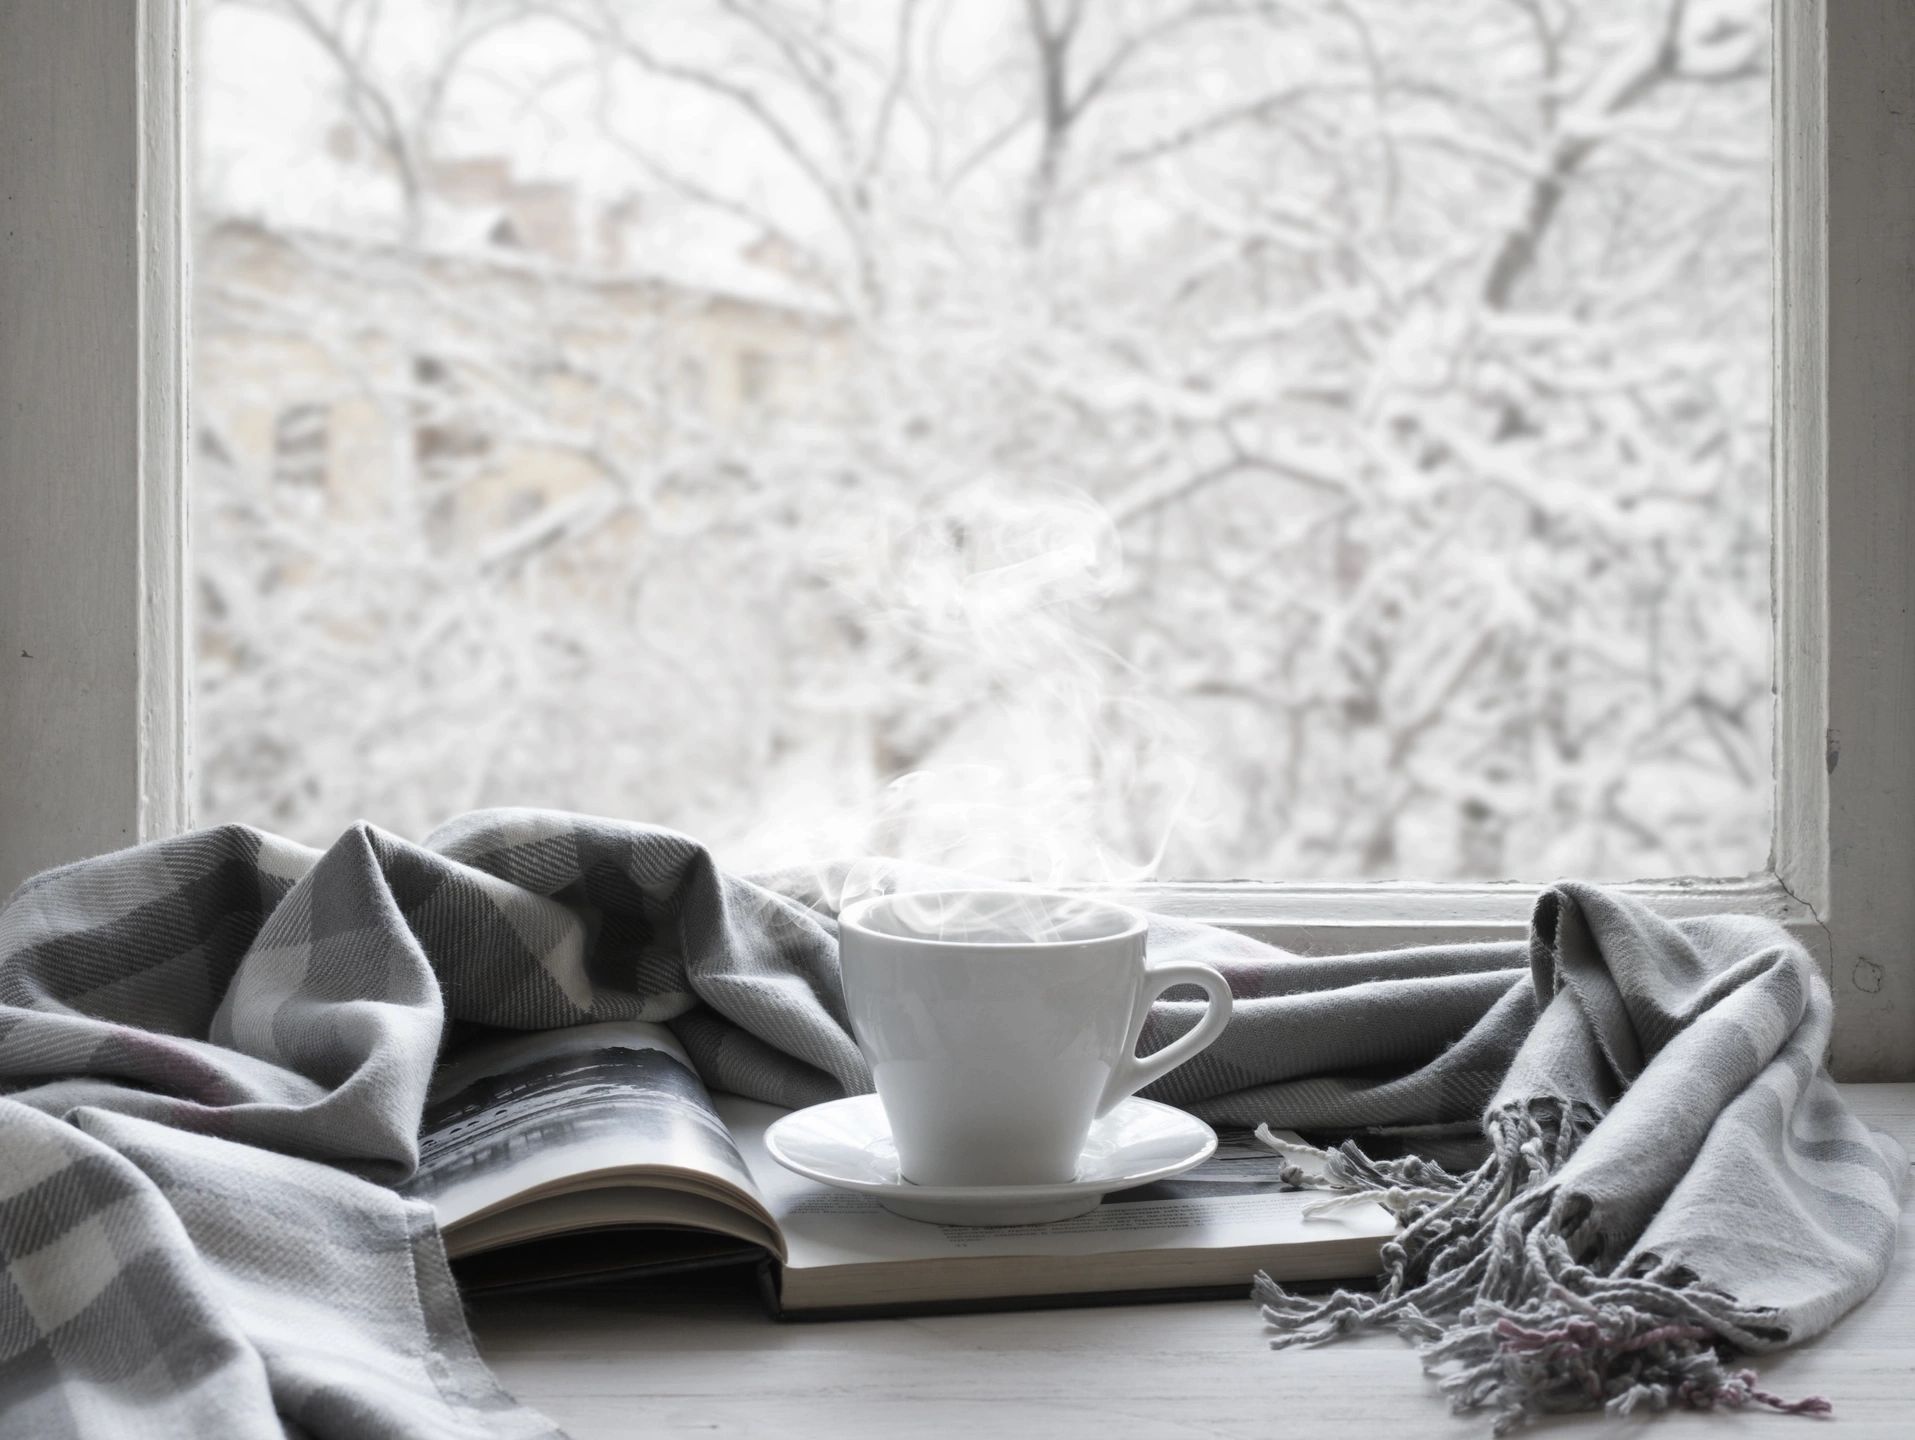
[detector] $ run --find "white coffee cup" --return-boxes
[836,888,1234,1187]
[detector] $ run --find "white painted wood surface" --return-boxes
[0,0,186,899]
[0,1,141,895]
[471,1084,1915,1440]
[1115,875,1820,958]
[1771,0,1829,920]
[1817,2,1915,1079]
[137,0,192,851]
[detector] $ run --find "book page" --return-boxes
[448,1184,778,1257]
[715,1096,1393,1273]
[411,1020,769,1237]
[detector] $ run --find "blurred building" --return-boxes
[195,142,851,580]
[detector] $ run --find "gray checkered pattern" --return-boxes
[0,811,1904,1436]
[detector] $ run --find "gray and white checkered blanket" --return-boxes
[0,811,1904,1436]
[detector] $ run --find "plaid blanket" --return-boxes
[0,811,1903,1437]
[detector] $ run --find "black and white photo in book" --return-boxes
[412,1022,754,1220]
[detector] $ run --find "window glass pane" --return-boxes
[193,0,1771,882]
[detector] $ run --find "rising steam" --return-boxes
[728,474,1204,918]
[843,888,1141,948]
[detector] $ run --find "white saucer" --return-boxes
[763,1095,1217,1226]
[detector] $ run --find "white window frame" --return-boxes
[2,0,187,878]
[2,1,1910,1077]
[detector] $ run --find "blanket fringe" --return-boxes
[1253,1107,1829,1434]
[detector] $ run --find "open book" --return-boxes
[409,1020,1396,1317]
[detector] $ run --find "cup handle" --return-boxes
[1096,960,1234,1118]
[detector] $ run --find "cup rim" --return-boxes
[837,887,1147,951]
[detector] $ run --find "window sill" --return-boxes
[1107,873,1824,969]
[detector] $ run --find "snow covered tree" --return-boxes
[194,0,1771,882]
